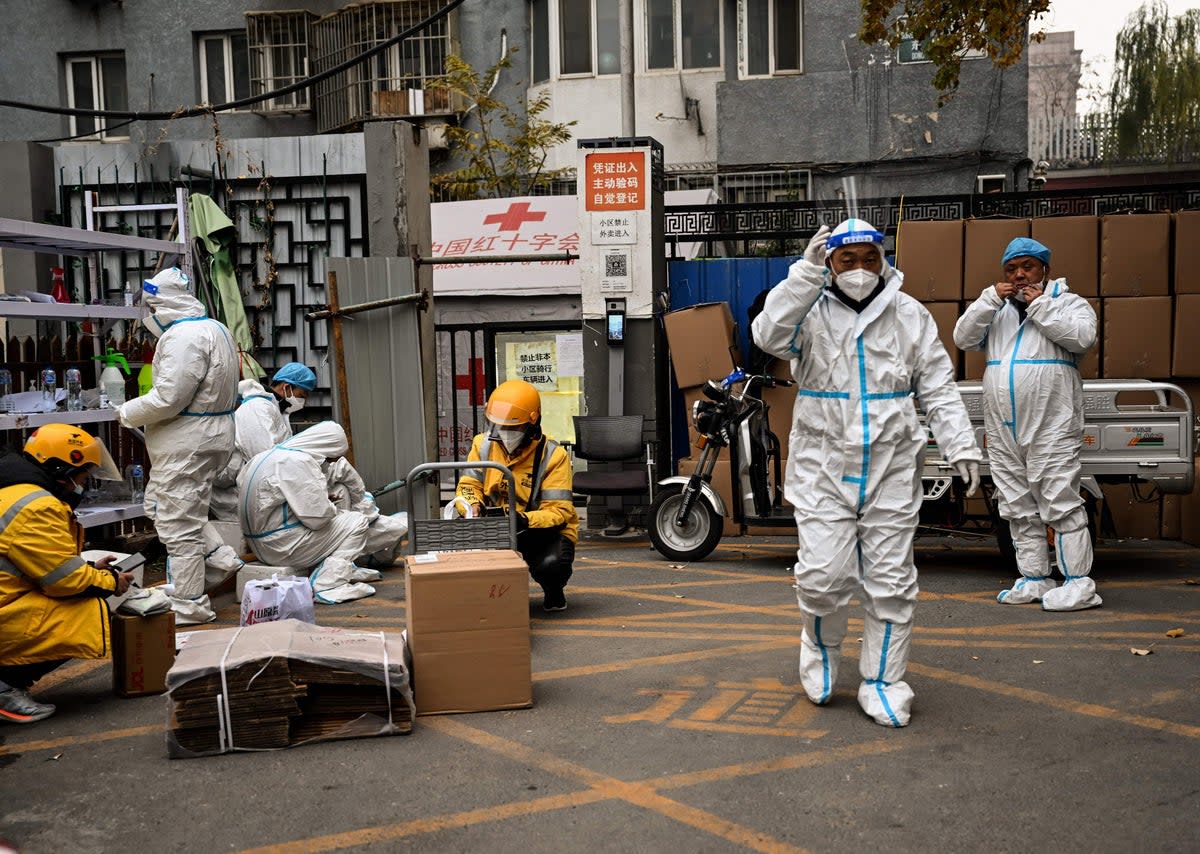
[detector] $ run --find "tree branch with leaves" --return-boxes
[427,49,577,200]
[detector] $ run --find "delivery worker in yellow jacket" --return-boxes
[0,424,132,724]
[455,380,579,611]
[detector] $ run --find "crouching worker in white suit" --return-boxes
[751,219,982,727]
[237,422,408,604]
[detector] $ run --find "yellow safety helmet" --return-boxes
[485,380,541,427]
[24,423,122,481]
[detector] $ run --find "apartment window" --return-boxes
[647,0,721,71]
[64,54,128,139]
[558,0,620,76]
[198,31,251,106]
[532,0,550,83]
[744,0,801,76]
[247,11,316,111]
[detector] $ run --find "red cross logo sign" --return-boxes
[454,357,486,405]
[482,201,548,232]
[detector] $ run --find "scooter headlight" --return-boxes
[692,400,718,434]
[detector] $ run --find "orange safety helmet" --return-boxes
[485,379,541,427]
[24,423,122,480]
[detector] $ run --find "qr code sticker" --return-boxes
[605,253,628,278]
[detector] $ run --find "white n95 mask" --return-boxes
[284,395,306,413]
[836,268,880,301]
[496,427,527,454]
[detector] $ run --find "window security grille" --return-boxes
[246,10,317,112]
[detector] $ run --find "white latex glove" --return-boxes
[954,460,980,497]
[116,403,134,428]
[803,224,833,266]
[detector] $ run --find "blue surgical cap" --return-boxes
[272,362,317,391]
[1002,237,1051,266]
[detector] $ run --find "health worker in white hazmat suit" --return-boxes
[751,219,982,727]
[954,237,1101,611]
[117,267,241,625]
[209,362,317,521]
[238,422,407,604]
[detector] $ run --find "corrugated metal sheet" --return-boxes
[326,256,428,514]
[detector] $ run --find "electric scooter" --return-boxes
[648,368,794,561]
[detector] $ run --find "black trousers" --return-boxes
[517,527,575,594]
[0,659,68,691]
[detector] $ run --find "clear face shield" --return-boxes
[90,438,124,481]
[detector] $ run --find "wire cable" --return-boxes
[0,0,467,121]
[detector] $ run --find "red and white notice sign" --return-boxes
[430,196,579,297]
[583,151,647,212]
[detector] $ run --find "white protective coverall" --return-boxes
[118,269,241,625]
[209,378,292,521]
[752,258,981,727]
[954,279,1101,611]
[238,422,408,604]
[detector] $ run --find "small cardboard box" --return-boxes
[1102,484,1162,540]
[1174,211,1200,294]
[897,220,964,301]
[1031,216,1099,297]
[1172,294,1200,377]
[111,610,176,698]
[1101,213,1170,296]
[663,302,740,389]
[1102,296,1172,378]
[405,549,531,715]
[922,301,963,378]
[964,219,1030,297]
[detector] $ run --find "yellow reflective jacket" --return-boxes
[457,433,579,543]
[0,483,115,665]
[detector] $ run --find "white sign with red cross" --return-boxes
[430,196,580,297]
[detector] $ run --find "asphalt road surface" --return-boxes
[2,535,1198,853]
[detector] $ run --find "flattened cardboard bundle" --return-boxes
[897,220,964,301]
[663,302,739,389]
[165,619,414,759]
[405,549,532,715]
[112,610,175,698]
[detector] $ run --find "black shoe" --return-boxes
[543,589,567,612]
[0,688,55,724]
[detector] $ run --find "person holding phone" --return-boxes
[0,425,133,724]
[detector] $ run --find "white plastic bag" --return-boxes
[240,575,316,626]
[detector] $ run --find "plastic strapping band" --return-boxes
[218,626,245,752]
[379,631,394,730]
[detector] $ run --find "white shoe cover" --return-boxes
[163,588,217,625]
[997,576,1058,604]
[858,618,914,727]
[799,611,848,705]
[1042,577,1102,611]
[349,566,383,583]
[312,581,376,604]
[204,544,246,591]
[857,679,914,728]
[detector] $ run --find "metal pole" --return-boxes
[619,0,635,136]
[305,290,427,321]
[328,270,355,466]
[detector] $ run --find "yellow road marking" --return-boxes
[533,639,793,681]
[0,724,161,757]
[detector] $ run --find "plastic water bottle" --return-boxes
[41,367,56,402]
[123,281,133,307]
[129,464,145,505]
[66,366,83,411]
[0,368,11,414]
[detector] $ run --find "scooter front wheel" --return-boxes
[648,484,723,561]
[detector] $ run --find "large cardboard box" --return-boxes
[964,219,1030,298]
[1102,296,1172,378]
[1031,216,1099,297]
[1102,484,1162,540]
[112,610,176,698]
[1181,462,1200,546]
[1162,494,1181,540]
[922,301,963,378]
[405,549,532,715]
[1101,213,1170,296]
[897,220,964,301]
[1174,211,1200,294]
[663,302,740,389]
[1172,294,1200,377]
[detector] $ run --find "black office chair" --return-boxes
[569,415,655,531]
